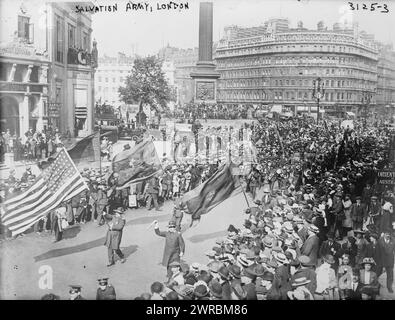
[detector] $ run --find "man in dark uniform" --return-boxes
[104,207,126,267]
[97,183,109,226]
[171,200,185,232]
[89,181,99,221]
[367,196,381,231]
[146,176,161,211]
[96,278,116,300]
[69,285,85,300]
[154,220,185,278]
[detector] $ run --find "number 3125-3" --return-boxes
[348,2,389,13]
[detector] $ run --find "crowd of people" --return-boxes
[1,113,394,300]
[170,103,262,122]
[131,117,395,300]
[0,126,68,163]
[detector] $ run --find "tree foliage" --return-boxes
[118,56,172,112]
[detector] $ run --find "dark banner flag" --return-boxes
[38,132,102,170]
[67,132,100,166]
[182,164,237,221]
[112,139,162,190]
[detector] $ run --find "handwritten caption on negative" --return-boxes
[74,1,190,13]
[347,2,389,13]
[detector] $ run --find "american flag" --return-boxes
[0,148,89,236]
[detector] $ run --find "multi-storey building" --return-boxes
[376,44,395,113]
[95,52,134,107]
[0,0,97,138]
[158,45,198,106]
[215,19,387,117]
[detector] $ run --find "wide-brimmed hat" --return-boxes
[308,225,319,233]
[218,266,231,280]
[237,255,253,268]
[262,236,274,248]
[291,276,311,287]
[361,257,376,266]
[228,264,241,279]
[113,207,125,214]
[298,255,313,267]
[194,284,209,298]
[353,229,365,235]
[274,252,289,265]
[208,261,223,273]
[173,284,194,299]
[209,280,223,299]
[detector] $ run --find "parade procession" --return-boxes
[1,0,395,303]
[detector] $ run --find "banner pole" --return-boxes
[99,125,102,176]
[237,175,250,208]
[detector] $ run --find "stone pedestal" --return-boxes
[190,2,220,104]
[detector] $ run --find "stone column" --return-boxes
[24,65,33,82]
[36,94,45,132]
[190,2,220,104]
[198,2,213,63]
[19,94,30,137]
[8,64,17,82]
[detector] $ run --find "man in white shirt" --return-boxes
[315,254,337,300]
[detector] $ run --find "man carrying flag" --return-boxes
[0,148,89,237]
[182,163,237,227]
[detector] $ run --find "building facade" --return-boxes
[158,45,198,106]
[376,44,395,113]
[215,19,391,118]
[95,52,134,107]
[0,0,97,139]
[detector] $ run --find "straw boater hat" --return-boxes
[291,276,311,287]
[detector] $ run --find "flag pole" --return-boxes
[62,146,90,191]
[99,125,102,176]
[236,174,250,208]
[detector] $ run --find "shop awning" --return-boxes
[75,106,87,119]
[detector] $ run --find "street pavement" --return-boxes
[0,189,249,300]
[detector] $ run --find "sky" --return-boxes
[88,0,395,57]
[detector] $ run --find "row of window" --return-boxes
[219,78,376,90]
[217,41,375,59]
[219,68,377,80]
[216,55,376,69]
[55,15,90,63]
[97,86,119,92]
[96,69,129,73]
[97,77,124,83]
[217,90,376,102]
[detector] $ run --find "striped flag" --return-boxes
[0,148,89,236]
[182,164,237,221]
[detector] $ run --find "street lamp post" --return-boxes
[361,92,372,128]
[312,77,325,124]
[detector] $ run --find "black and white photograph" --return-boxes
[0,0,395,303]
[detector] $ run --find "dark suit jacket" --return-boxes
[104,216,125,250]
[155,228,185,266]
[243,283,257,300]
[96,285,116,300]
[319,240,341,259]
[377,238,395,267]
[351,203,367,223]
[301,234,320,266]
[291,268,317,294]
